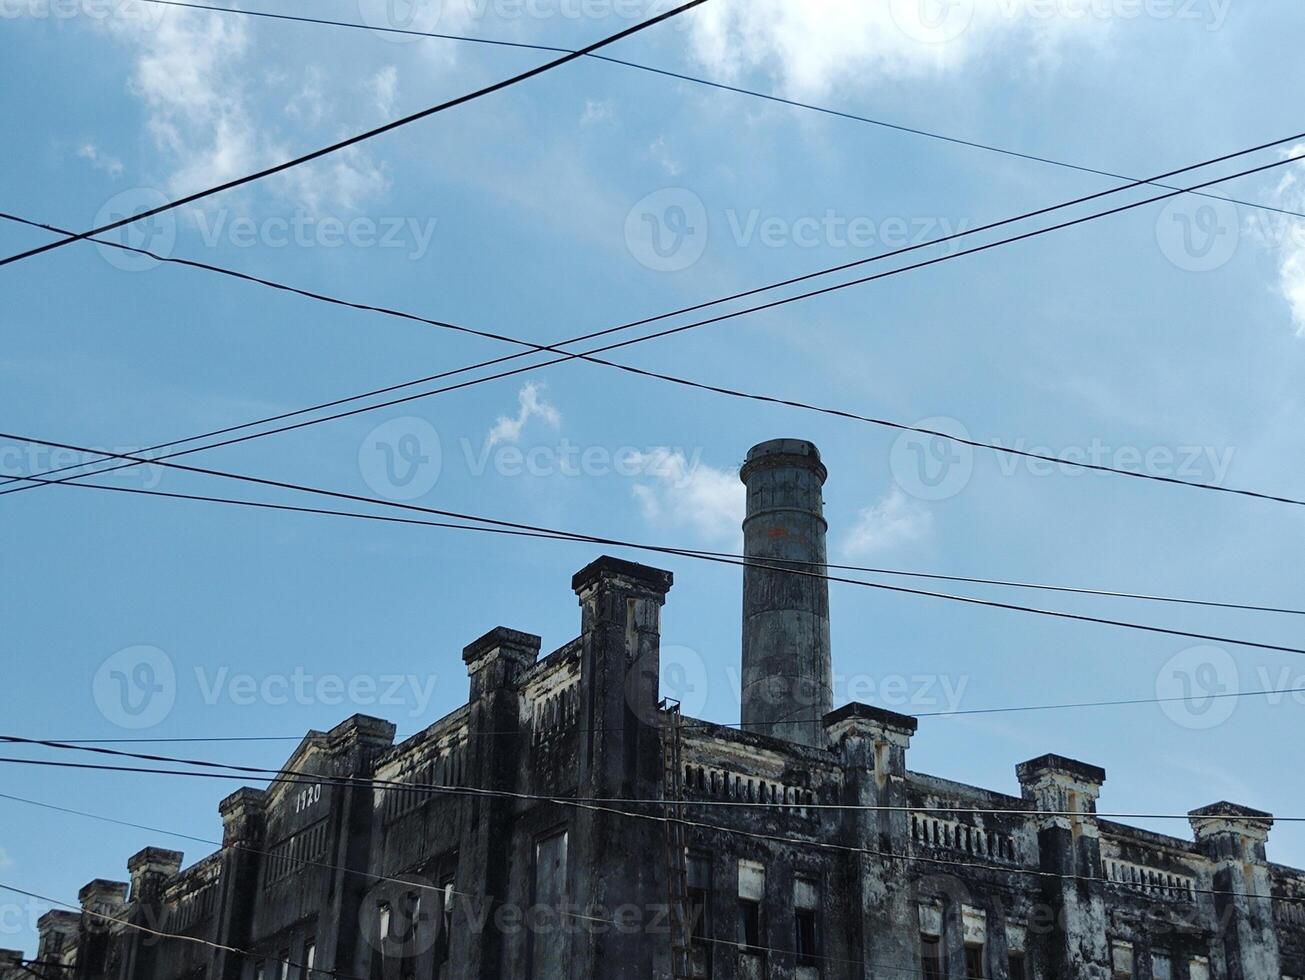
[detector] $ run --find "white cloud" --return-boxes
[121,12,261,196]
[486,382,562,447]
[285,67,329,127]
[648,135,683,177]
[1258,144,1305,337]
[104,11,389,215]
[686,0,1112,98]
[630,449,744,543]
[842,488,933,557]
[77,142,124,177]
[371,66,399,119]
[580,99,614,126]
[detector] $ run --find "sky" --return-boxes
[3,0,1305,957]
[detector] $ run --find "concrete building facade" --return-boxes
[12,440,1304,980]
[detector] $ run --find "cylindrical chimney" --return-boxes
[739,439,832,747]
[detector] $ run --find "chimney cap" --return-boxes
[740,439,827,484]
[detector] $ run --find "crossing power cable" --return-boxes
[5,145,1305,513]
[8,436,1305,655]
[89,0,1305,223]
[0,790,898,975]
[0,0,710,268]
[0,755,1300,908]
[6,125,1304,506]
[33,680,1305,745]
[6,445,1300,617]
[3,737,1301,824]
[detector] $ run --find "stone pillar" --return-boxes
[213,788,265,980]
[120,848,183,979]
[825,703,918,980]
[1188,802,1281,980]
[36,910,81,968]
[740,439,833,747]
[1016,755,1111,980]
[73,880,128,980]
[317,715,396,979]
[571,556,673,980]
[0,950,24,980]
[459,626,539,979]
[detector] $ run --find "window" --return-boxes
[278,954,291,980]
[964,944,984,978]
[302,941,316,979]
[254,963,266,980]
[1151,953,1172,980]
[737,899,761,949]
[684,854,712,978]
[794,876,819,968]
[1111,941,1134,980]
[371,903,392,979]
[795,910,819,967]
[736,861,764,953]
[921,934,944,980]
[435,878,455,966]
[529,830,568,980]
[1007,953,1027,980]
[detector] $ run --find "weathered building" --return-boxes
[25,440,1305,980]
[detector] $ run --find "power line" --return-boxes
[2,754,1301,908]
[5,144,1305,512]
[11,440,1305,655]
[4,418,1296,618]
[0,883,368,980]
[0,0,710,268]
[3,737,1299,824]
[31,678,1305,745]
[0,871,897,976]
[124,0,1305,224]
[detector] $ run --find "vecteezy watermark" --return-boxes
[93,645,178,730]
[0,442,164,489]
[890,417,976,502]
[358,417,710,501]
[624,187,709,273]
[359,417,443,501]
[91,645,445,729]
[988,438,1236,483]
[93,187,177,273]
[355,0,690,41]
[1155,645,1240,730]
[191,666,441,717]
[191,210,438,260]
[889,0,1232,45]
[724,209,971,253]
[1155,196,1241,272]
[623,188,971,273]
[890,418,1237,502]
[0,0,166,27]
[460,440,704,483]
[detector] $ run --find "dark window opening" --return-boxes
[737,899,761,950]
[1007,953,1027,980]
[965,943,985,978]
[795,908,819,967]
[921,934,944,980]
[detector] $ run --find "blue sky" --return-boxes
[3,0,1305,956]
